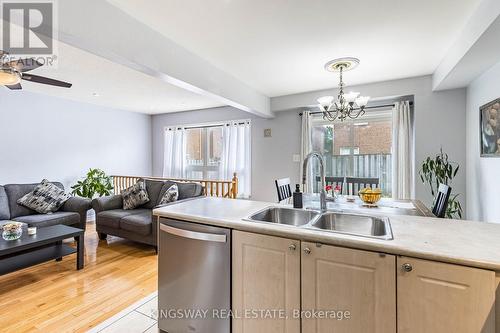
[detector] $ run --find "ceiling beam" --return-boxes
[432,0,500,91]
[55,0,271,117]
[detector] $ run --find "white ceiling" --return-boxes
[109,0,482,97]
[2,39,223,114]
[2,1,487,114]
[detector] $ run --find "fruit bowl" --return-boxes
[2,222,23,241]
[358,187,382,205]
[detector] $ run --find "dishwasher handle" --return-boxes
[160,223,227,243]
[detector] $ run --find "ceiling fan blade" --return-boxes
[22,74,72,88]
[6,83,22,90]
[6,58,43,72]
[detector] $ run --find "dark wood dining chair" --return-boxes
[317,176,345,193]
[432,184,452,218]
[345,177,380,195]
[275,178,292,203]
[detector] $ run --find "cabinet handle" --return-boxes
[288,244,297,251]
[303,247,311,255]
[402,263,413,272]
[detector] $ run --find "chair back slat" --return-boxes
[432,184,452,218]
[275,178,292,203]
[345,177,380,195]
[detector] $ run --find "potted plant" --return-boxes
[71,168,114,220]
[419,149,463,219]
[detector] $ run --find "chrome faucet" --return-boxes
[302,152,333,211]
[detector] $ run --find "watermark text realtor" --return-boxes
[1,0,58,65]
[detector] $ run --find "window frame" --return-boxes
[185,126,221,180]
[309,108,394,196]
[164,119,251,181]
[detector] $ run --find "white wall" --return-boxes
[466,61,500,223]
[152,75,467,206]
[0,90,152,191]
[152,106,301,202]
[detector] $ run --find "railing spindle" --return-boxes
[110,174,238,199]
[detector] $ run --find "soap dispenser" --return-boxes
[293,184,303,209]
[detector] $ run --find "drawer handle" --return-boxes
[289,244,297,251]
[402,263,413,272]
[303,247,311,255]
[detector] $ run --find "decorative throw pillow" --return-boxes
[122,181,149,210]
[17,179,71,214]
[158,184,179,205]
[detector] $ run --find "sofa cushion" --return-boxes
[17,179,70,214]
[141,179,166,209]
[158,184,179,205]
[0,186,10,220]
[13,211,80,228]
[160,181,203,201]
[97,209,133,229]
[120,211,152,236]
[122,181,149,210]
[4,182,64,218]
[96,208,150,229]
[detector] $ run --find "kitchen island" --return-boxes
[154,197,500,333]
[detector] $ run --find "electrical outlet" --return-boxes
[264,128,272,137]
[292,154,301,162]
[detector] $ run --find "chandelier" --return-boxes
[317,57,370,122]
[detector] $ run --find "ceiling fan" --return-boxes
[0,50,72,90]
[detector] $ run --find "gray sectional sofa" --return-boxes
[92,178,203,249]
[0,182,91,230]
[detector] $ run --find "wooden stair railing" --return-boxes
[111,173,239,199]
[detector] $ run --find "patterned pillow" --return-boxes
[158,184,179,205]
[122,181,150,210]
[17,179,71,214]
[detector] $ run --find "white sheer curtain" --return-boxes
[163,126,187,178]
[300,111,313,192]
[392,101,413,199]
[219,120,252,198]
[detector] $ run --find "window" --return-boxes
[311,109,393,196]
[185,127,223,180]
[163,120,251,198]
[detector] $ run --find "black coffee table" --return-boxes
[0,224,84,275]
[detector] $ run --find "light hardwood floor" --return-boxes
[0,222,158,333]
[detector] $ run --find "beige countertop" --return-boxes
[153,197,500,271]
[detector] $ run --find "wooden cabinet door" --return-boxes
[397,256,496,333]
[232,230,300,333]
[301,242,396,333]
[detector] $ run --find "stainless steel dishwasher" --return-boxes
[158,218,231,333]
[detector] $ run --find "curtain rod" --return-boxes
[298,101,414,116]
[167,121,250,131]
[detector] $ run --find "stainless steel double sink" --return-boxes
[246,207,393,240]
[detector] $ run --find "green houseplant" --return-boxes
[71,168,114,199]
[419,149,463,219]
